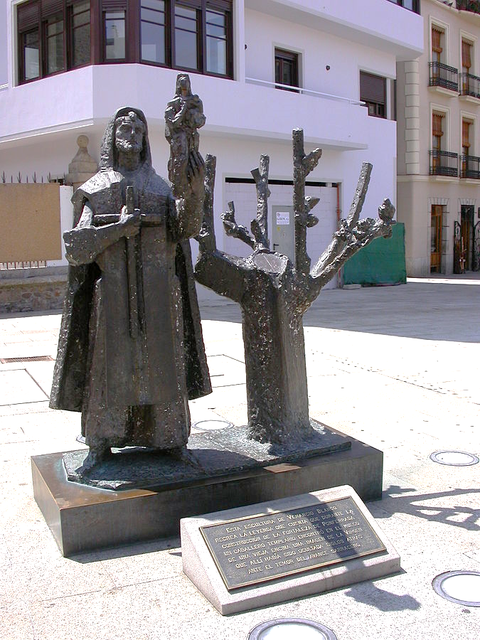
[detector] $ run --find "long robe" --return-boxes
[50,165,211,450]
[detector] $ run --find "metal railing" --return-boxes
[245,77,364,106]
[0,261,47,270]
[429,150,459,177]
[456,0,480,14]
[460,72,480,99]
[429,62,458,92]
[460,155,480,179]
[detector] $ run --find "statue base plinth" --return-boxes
[31,423,383,556]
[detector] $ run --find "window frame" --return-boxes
[17,0,92,85]
[387,0,420,14]
[17,0,234,83]
[274,47,300,92]
[139,0,169,67]
[360,71,387,119]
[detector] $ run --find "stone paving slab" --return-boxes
[0,275,479,639]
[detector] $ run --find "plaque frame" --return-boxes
[199,495,387,591]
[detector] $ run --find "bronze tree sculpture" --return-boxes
[196,129,395,446]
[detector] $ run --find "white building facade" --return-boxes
[0,0,423,295]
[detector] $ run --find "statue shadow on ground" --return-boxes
[198,282,479,345]
[301,283,480,345]
[344,582,420,613]
[371,484,480,532]
[70,536,182,564]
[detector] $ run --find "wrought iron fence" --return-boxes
[0,261,47,271]
[429,150,459,177]
[456,0,480,15]
[1,171,66,184]
[460,72,480,99]
[460,155,480,179]
[429,62,458,93]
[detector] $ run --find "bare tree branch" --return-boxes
[311,162,372,277]
[305,196,320,228]
[221,201,256,249]
[251,155,270,250]
[308,202,396,300]
[293,129,322,275]
[347,162,372,228]
[196,154,217,252]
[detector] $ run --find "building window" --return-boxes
[174,4,198,70]
[360,71,386,118]
[17,0,233,83]
[431,26,444,65]
[104,10,126,60]
[429,25,458,92]
[430,111,458,176]
[387,0,420,14]
[462,39,472,73]
[141,0,166,65]
[461,119,480,178]
[460,39,476,97]
[45,13,65,75]
[432,112,444,151]
[71,2,91,67]
[206,8,227,75]
[17,0,91,84]
[275,49,299,91]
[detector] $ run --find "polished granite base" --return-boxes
[32,423,383,556]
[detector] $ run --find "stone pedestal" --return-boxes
[31,424,383,557]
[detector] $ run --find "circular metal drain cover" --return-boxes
[433,571,480,607]
[193,419,233,431]
[430,451,479,466]
[247,618,337,640]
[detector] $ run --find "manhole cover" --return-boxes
[433,571,480,607]
[247,618,337,640]
[430,451,479,466]
[193,419,233,431]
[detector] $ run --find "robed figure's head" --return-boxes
[100,107,152,171]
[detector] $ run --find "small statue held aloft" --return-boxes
[165,73,206,198]
[50,78,211,470]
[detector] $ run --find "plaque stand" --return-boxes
[181,486,400,615]
[31,425,383,557]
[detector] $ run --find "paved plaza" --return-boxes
[0,274,479,639]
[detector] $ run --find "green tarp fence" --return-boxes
[343,222,406,286]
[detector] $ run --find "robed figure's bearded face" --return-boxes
[114,112,146,157]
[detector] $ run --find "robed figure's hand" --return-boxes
[187,150,205,199]
[119,206,141,238]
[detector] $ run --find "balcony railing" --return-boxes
[460,72,480,99]
[245,77,364,105]
[429,62,459,92]
[456,1,480,15]
[429,150,459,177]
[460,155,480,179]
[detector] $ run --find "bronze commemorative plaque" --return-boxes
[200,496,386,590]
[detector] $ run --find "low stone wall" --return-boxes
[0,275,67,314]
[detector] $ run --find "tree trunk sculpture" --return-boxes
[195,129,395,447]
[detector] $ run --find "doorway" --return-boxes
[430,205,443,272]
[271,206,295,260]
[461,205,474,271]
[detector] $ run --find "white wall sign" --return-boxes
[276,211,290,226]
